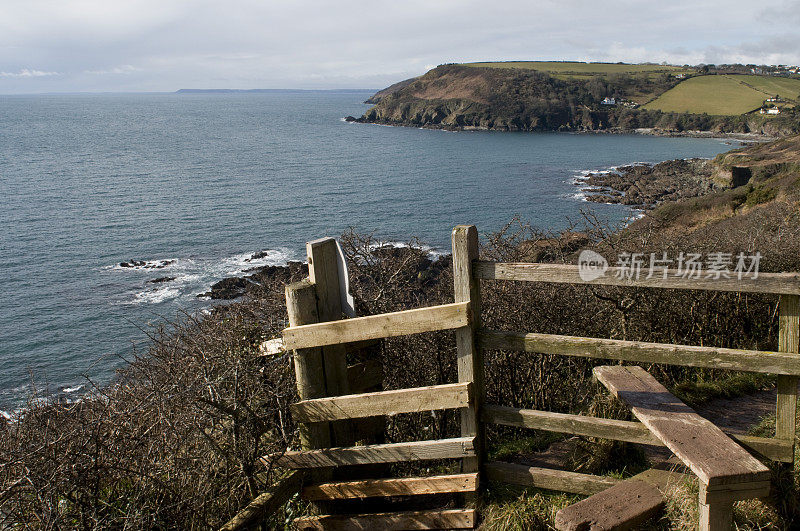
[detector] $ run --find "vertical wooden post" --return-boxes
[452,225,485,476]
[307,237,354,447]
[776,295,799,457]
[698,497,733,531]
[285,280,330,451]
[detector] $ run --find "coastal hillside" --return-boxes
[354,62,800,136]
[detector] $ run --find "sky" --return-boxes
[1,0,799,94]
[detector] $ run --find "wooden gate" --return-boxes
[244,226,799,530]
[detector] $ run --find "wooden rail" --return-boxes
[479,329,800,376]
[283,301,470,350]
[291,383,472,423]
[268,437,476,469]
[473,261,800,295]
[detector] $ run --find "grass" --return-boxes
[643,74,800,115]
[464,61,692,77]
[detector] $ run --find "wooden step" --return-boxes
[267,437,475,469]
[294,508,476,530]
[291,382,472,423]
[554,476,665,531]
[593,365,770,490]
[303,473,478,500]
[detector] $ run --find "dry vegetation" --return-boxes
[2,148,800,528]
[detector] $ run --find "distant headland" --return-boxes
[350,61,800,137]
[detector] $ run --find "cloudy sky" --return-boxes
[1,0,799,94]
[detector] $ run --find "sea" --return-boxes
[0,90,737,413]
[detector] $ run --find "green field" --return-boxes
[465,61,692,76]
[643,75,800,115]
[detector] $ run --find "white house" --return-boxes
[601,97,616,105]
[760,107,781,115]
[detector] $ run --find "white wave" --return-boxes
[113,248,299,305]
[1,410,11,420]
[126,286,181,305]
[107,258,181,272]
[570,191,588,201]
[62,384,84,394]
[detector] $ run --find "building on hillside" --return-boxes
[674,73,686,79]
[760,107,781,115]
[601,97,616,105]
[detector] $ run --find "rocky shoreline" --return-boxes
[346,116,775,142]
[574,158,720,209]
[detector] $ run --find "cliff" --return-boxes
[356,64,800,136]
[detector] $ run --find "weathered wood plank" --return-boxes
[269,437,476,469]
[294,508,476,530]
[473,261,800,295]
[484,461,620,495]
[483,404,659,445]
[478,329,800,376]
[554,477,664,531]
[482,405,793,462]
[452,224,485,476]
[302,473,478,500]
[283,302,470,350]
[776,295,799,457]
[285,280,331,451]
[291,383,472,423]
[594,365,770,487]
[219,471,304,531]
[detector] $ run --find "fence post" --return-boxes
[285,279,331,451]
[777,294,799,460]
[452,225,485,477]
[307,237,355,447]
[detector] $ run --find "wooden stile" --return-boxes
[452,225,485,476]
[294,508,477,530]
[270,437,476,469]
[291,382,472,423]
[302,473,478,500]
[283,301,470,350]
[594,365,770,488]
[479,329,800,376]
[473,260,800,295]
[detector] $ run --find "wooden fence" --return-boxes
[223,226,799,531]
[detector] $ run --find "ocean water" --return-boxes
[0,91,734,412]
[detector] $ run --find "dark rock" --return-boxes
[245,250,271,262]
[344,116,357,122]
[206,277,249,300]
[148,276,176,284]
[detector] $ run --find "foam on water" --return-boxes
[112,248,298,305]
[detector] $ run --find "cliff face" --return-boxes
[358,65,800,136]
